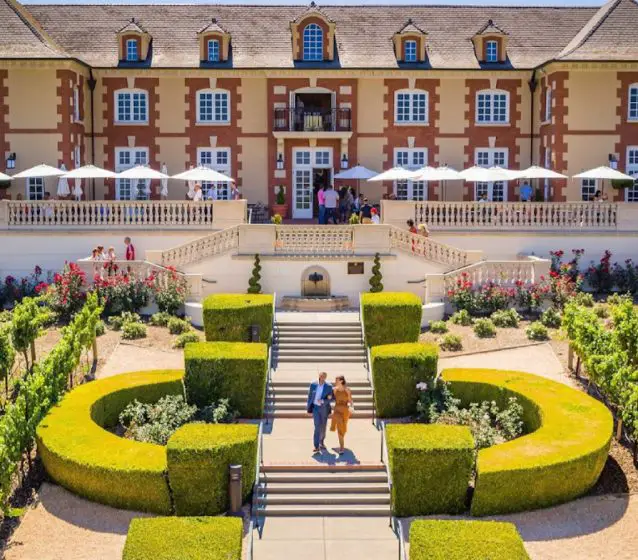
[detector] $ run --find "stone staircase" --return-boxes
[255,464,391,517]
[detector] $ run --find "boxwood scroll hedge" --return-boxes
[361,292,421,346]
[202,294,273,343]
[442,368,613,516]
[409,520,530,560]
[123,516,242,560]
[167,423,258,516]
[371,343,438,418]
[184,341,267,417]
[386,424,474,516]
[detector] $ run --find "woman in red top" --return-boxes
[124,237,135,261]
[407,219,418,253]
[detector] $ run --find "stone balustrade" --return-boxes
[156,225,241,268]
[274,226,355,255]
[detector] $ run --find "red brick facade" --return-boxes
[0,69,8,196]
[613,72,638,202]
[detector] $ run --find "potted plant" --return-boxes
[271,185,288,219]
[611,178,634,190]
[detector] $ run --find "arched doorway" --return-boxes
[301,266,330,297]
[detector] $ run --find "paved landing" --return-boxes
[272,363,370,383]
[275,311,360,323]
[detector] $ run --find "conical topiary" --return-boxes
[369,253,383,293]
[247,254,262,294]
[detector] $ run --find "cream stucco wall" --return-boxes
[356,79,385,134]
[239,78,268,134]
[564,133,619,199]
[357,136,386,202]
[438,79,466,134]
[566,71,620,131]
[157,137,188,198]
[5,133,60,198]
[7,69,58,130]
[93,77,106,135]
[238,137,268,203]
[157,77,187,134]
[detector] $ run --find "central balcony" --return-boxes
[273,107,352,133]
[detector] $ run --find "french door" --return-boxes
[475,148,508,201]
[394,148,427,200]
[115,148,149,200]
[292,148,332,219]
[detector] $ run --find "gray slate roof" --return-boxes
[2,2,636,69]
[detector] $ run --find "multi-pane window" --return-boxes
[198,148,231,199]
[207,39,220,62]
[315,150,331,166]
[126,39,138,62]
[72,87,80,122]
[404,40,417,62]
[581,179,597,202]
[629,85,638,121]
[303,23,323,61]
[295,151,311,166]
[197,90,230,123]
[394,148,427,201]
[116,91,148,123]
[485,40,498,63]
[115,148,149,200]
[28,178,44,200]
[476,90,509,124]
[74,145,81,168]
[395,91,428,124]
[545,87,552,122]
[626,148,638,202]
[475,149,507,201]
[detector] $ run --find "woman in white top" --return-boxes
[193,183,203,201]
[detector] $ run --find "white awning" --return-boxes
[515,165,568,180]
[411,166,463,181]
[171,166,235,182]
[12,164,64,179]
[458,166,512,182]
[116,165,170,180]
[573,166,634,181]
[63,164,117,179]
[367,167,419,182]
[334,165,378,180]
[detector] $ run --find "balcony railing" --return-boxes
[273,107,352,132]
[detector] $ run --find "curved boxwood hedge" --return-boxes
[361,292,421,346]
[410,520,529,560]
[442,368,613,516]
[371,343,438,418]
[387,424,474,516]
[123,516,242,560]
[203,294,273,343]
[167,423,258,516]
[184,342,267,416]
[36,370,184,514]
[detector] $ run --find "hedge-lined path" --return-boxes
[96,341,184,379]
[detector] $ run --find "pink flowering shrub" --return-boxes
[47,262,87,319]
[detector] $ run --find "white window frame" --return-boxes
[302,23,323,61]
[485,40,499,63]
[393,148,427,201]
[115,147,149,200]
[292,147,333,219]
[114,89,148,124]
[73,145,81,168]
[476,89,509,125]
[126,39,139,62]
[629,84,638,121]
[581,178,598,202]
[73,86,80,123]
[544,86,552,123]
[543,147,552,200]
[626,146,638,202]
[474,148,508,201]
[394,89,428,125]
[196,89,230,124]
[197,147,232,200]
[404,40,417,62]
[27,177,44,201]
[207,39,220,62]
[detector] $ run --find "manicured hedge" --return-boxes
[203,294,273,343]
[410,520,529,560]
[442,368,613,516]
[183,342,267,416]
[167,423,258,516]
[361,292,421,346]
[36,370,184,514]
[371,343,438,417]
[386,424,474,516]
[123,516,242,560]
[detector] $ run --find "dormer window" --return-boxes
[393,19,428,64]
[404,40,417,62]
[472,19,508,64]
[198,19,231,64]
[485,40,498,63]
[126,39,138,62]
[116,19,150,64]
[207,39,220,62]
[303,23,323,61]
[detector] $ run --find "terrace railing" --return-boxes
[274,226,354,255]
[159,225,241,268]
[388,226,474,267]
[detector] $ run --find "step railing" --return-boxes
[388,225,473,267]
[274,225,354,255]
[380,420,393,527]
[265,293,276,425]
[160,224,241,267]
[250,420,265,542]
[359,293,376,426]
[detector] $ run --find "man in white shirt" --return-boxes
[323,185,339,224]
[306,372,334,453]
[207,184,218,201]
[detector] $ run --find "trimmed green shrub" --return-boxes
[442,368,612,516]
[573,292,595,307]
[473,318,496,338]
[173,331,201,348]
[387,424,474,516]
[409,520,530,560]
[36,370,184,514]
[491,308,520,328]
[361,292,421,346]
[450,309,473,326]
[167,423,258,516]
[184,342,267,417]
[202,294,273,343]
[369,253,383,292]
[95,319,105,337]
[526,321,549,341]
[247,254,262,294]
[371,343,438,418]
[122,321,147,340]
[167,317,191,335]
[429,320,448,334]
[439,333,463,351]
[150,312,172,327]
[540,307,562,328]
[123,516,242,560]
[594,304,609,318]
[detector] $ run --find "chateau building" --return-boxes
[1,0,638,218]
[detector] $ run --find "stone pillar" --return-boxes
[212,200,247,229]
[424,273,446,304]
[0,200,8,230]
[380,200,415,227]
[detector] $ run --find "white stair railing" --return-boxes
[160,225,241,267]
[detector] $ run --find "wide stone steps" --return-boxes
[257,494,390,506]
[267,394,373,403]
[258,481,389,494]
[256,504,390,516]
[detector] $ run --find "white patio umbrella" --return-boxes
[411,166,463,200]
[334,164,378,196]
[515,165,568,180]
[171,166,235,183]
[459,166,512,182]
[187,165,196,199]
[116,165,169,180]
[0,171,13,182]
[367,167,419,182]
[73,179,83,201]
[62,164,117,179]
[160,164,169,198]
[12,164,64,179]
[56,164,71,197]
[573,166,634,198]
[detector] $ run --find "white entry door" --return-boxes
[293,168,313,219]
[475,148,508,201]
[292,148,332,219]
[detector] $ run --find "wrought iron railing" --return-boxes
[273,107,352,132]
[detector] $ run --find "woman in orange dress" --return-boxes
[330,376,354,454]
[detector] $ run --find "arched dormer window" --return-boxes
[629,84,638,121]
[485,40,498,63]
[476,89,509,124]
[207,39,220,62]
[395,89,428,125]
[198,19,230,64]
[303,23,323,61]
[116,19,150,63]
[197,89,230,124]
[114,89,148,124]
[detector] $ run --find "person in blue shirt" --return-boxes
[307,372,334,454]
[520,181,533,202]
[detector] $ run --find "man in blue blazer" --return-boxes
[307,371,334,454]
